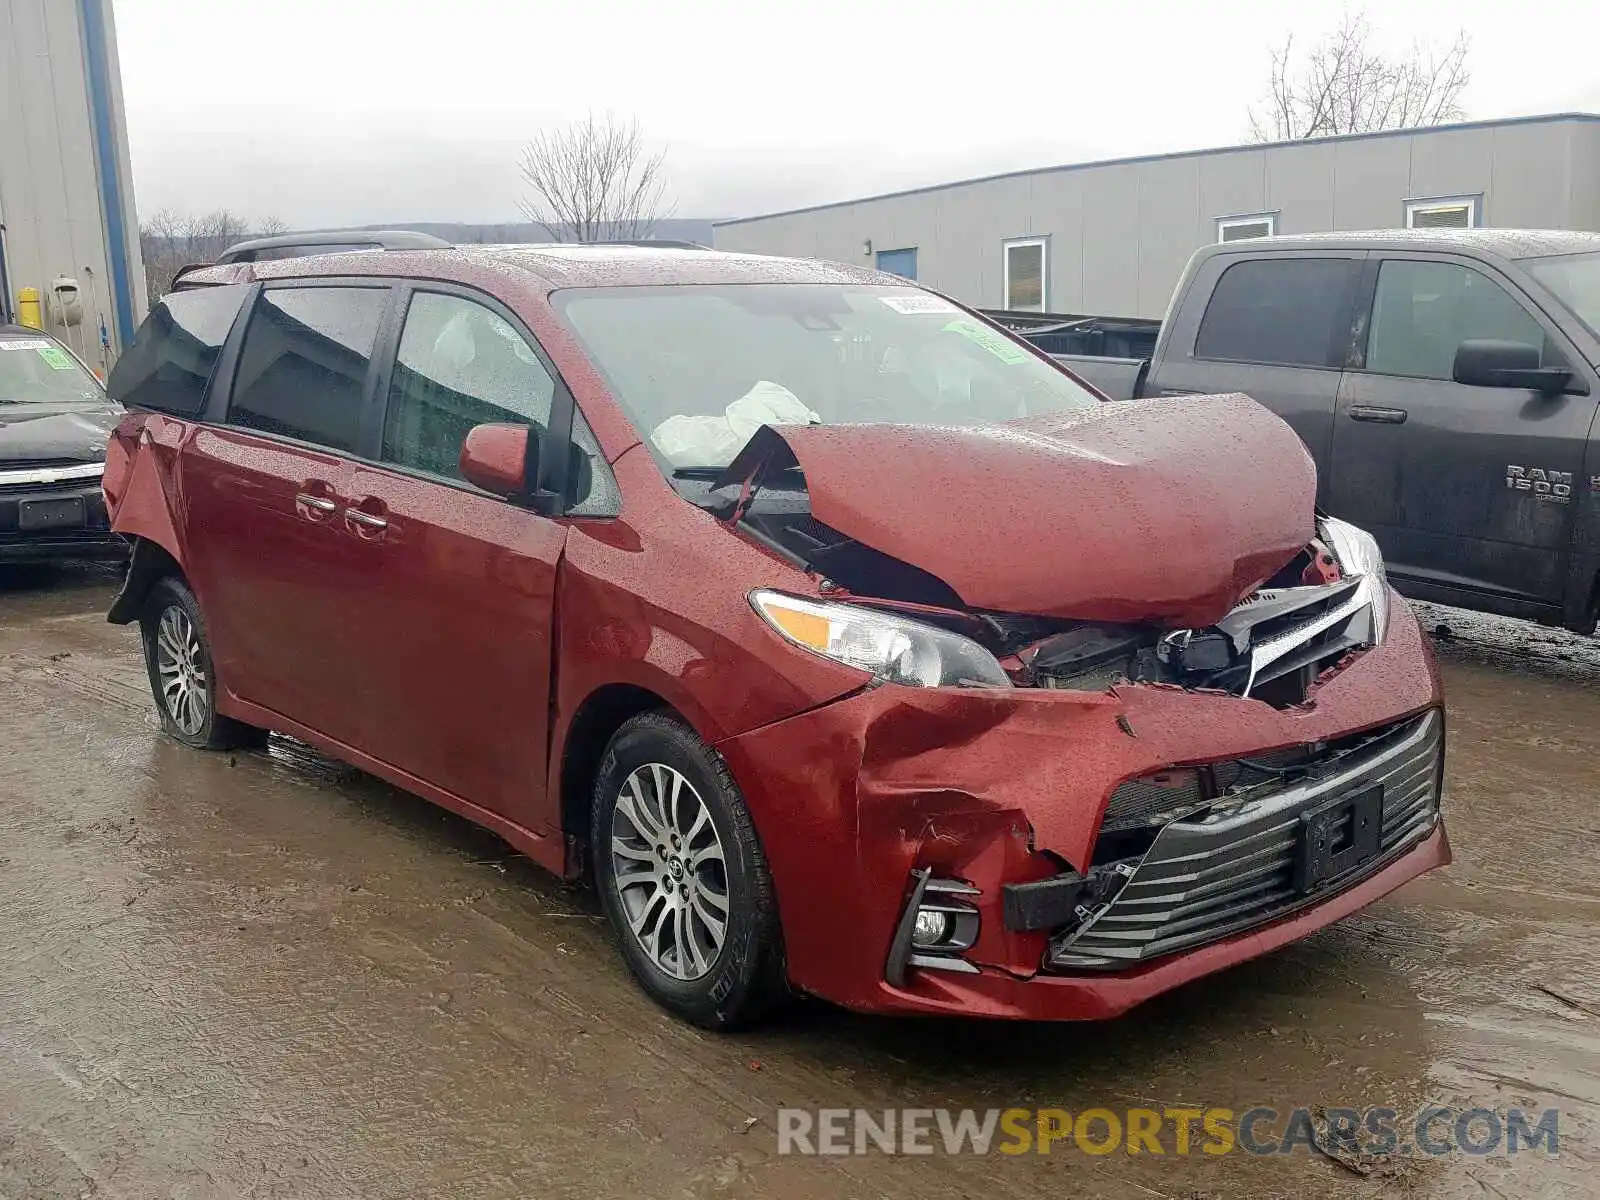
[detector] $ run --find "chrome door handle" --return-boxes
[345,509,388,529]
[1348,405,1408,424]
[296,493,337,512]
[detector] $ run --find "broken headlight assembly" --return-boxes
[750,590,1013,688]
[1319,515,1390,643]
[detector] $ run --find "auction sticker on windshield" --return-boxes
[0,338,52,351]
[944,318,1031,364]
[36,346,75,370]
[879,295,959,315]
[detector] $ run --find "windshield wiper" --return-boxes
[670,466,727,479]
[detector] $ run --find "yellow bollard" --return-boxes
[15,287,43,329]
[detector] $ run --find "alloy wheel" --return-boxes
[154,605,208,736]
[608,762,729,980]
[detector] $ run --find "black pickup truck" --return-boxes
[1043,229,1600,634]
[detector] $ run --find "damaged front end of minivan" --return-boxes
[703,395,1448,1019]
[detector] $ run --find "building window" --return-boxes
[1003,238,1047,311]
[1217,213,1276,242]
[1405,196,1479,229]
[875,247,918,279]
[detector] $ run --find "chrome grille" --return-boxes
[1051,710,1442,969]
[0,461,104,496]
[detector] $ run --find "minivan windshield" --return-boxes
[0,336,106,405]
[1523,252,1600,340]
[555,285,1101,469]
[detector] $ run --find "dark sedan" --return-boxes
[0,326,125,562]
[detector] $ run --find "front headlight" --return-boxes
[1320,516,1390,643]
[750,590,1013,688]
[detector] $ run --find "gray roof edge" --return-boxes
[712,112,1600,228]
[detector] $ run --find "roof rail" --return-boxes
[216,229,451,264]
[589,239,709,250]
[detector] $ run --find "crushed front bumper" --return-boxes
[1047,709,1442,970]
[715,590,1447,1019]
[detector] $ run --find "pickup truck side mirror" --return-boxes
[1452,339,1574,395]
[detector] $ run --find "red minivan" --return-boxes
[103,245,1448,1028]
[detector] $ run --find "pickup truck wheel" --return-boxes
[139,577,264,751]
[592,711,786,1029]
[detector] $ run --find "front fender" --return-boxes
[104,416,189,624]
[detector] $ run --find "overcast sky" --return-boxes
[115,0,1598,229]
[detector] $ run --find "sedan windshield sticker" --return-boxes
[0,338,52,351]
[942,319,1030,364]
[880,295,958,315]
[36,346,76,370]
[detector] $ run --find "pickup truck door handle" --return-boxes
[295,493,337,512]
[345,509,388,530]
[1348,405,1408,424]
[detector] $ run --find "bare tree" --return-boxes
[1250,12,1469,141]
[517,113,672,242]
[138,209,285,303]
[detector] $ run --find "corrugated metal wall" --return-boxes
[713,116,1600,320]
[0,0,144,367]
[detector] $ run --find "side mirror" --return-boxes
[459,422,565,516]
[1452,339,1573,394]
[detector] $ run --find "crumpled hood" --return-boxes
[726,393,1317,628]
[0,406,121,464]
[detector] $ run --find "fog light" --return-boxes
[911,908,951,947]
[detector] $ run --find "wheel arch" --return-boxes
[556,682,677,876]
[108,535,186,625]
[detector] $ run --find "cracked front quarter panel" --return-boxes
[716,591,1443,1018]
[760,393,1317,627]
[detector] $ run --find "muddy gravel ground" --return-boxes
[1,564,1595,1200]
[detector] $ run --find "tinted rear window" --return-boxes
[107,285,250,415]
[227,286,388,452]
[1194,258,1359,368]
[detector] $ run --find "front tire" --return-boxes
[139,576,263,750]
[592,711,786,1029]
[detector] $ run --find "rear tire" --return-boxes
[139,576,264,751]
[592,710,786,1029]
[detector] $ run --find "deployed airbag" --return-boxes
[652,380,819,467]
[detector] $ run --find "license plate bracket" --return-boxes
[18,496,86,531]
[1294,783,1383,894]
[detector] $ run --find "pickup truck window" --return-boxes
[1194,258,1357,368]
[1524,252,1600,340]
[1366,260,1544,381]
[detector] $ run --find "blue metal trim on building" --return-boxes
[76,0,135,349]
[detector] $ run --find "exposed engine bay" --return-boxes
[686,450,1387,709]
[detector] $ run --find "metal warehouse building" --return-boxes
[712,113,1600,321]
[0,0,144,368]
